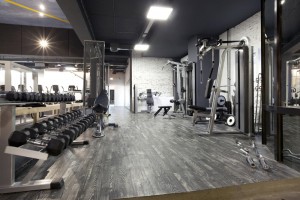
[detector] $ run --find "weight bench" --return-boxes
[189,105,228,126]
[154,106,172,117]
[92,90,118,138]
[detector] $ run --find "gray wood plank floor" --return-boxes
[1,107,300,200]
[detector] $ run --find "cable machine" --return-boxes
[196,38,254,134]
[162,60,196,116]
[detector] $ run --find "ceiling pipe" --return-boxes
[56,0,93,44]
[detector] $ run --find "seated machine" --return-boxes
[189,95,234,126]
[146,89,154,113]
[92,90,118,138]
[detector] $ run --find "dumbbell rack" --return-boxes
[0,103,64,194]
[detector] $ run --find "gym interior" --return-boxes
[0,0,300,199]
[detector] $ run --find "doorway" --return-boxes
[110,89,115,105]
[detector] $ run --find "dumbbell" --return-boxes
[71,110,82,117]
[64,94,70,102]
[72,123,85,135]
[28,92,36,102]
[5,91,21,101]
[48,118,60,129]
[53,116,65,127]
[64,113,74,122]
[58,115,69,125]
[32,122,74,146]
[30,121,74,145]
[67,126,81,138]
[81,117,92,126]
[25,126,69,149]
[46,117,80,140]
[20,92,32,101]
[33,93,42,102]
[55,94,60,102]
[42,93,49,102]
[61,94,66,102]
[78,119,90,130]
[49,94,55,102]
[75,121,88,132]
[59,94,64,102]
[8,130,65,156]
[47,118,81,141]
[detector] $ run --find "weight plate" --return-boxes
[217,95,226,107]
[226,116,236,126]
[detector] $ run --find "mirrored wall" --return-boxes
[262,0,300,171]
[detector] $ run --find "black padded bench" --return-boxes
[154,106,172,117]
[189,105,228,125]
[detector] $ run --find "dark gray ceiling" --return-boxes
[265,0,300,41]
[82,0,261,59]
[0,0,71,28]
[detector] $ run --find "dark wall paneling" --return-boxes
[21,26,44,56]
[0,24,22,54]
[0,23,83,57]
[45,27,69,56]
[69,30,83,57]
[188,35,219,107]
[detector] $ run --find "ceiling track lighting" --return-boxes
[39,39,48,48]
[39,3,45,11]
[146,5,173,20]
[134,44,149,51]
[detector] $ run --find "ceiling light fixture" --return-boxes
[110,77,114,80]
[134,44,150,51]
[39,4,45,11]
[147,6,173,20]
[39,39,48,48]
[281,0,286,5]
[39,12,44,17]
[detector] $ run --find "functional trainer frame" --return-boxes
[197,38,254,134]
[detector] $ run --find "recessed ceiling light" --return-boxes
[39,12,44,17]
[39,4,45,11]
[39,39,48,48]
[110,77,113,80]
[281,0,286,5]
[147,6,173,20]
[134,44,149,51]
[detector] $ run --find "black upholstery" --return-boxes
[52,85,59,93]
[38,85,43,93]
[189,105,207,111]
[68,85,76,91]
[92,90,109,113]
[146,89,154,106]
[189,105,228,112]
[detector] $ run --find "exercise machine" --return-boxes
[196,38,253,134]
[0,105,90,194]
[285,57,300,106]
[162,61,196,117]
[92,90,118,138]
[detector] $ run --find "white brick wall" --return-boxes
[132,54,173,97]
[219,12,261,124]
[219,12,261,98]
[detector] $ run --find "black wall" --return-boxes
[0,23,83,57]
[188,36,219,107]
